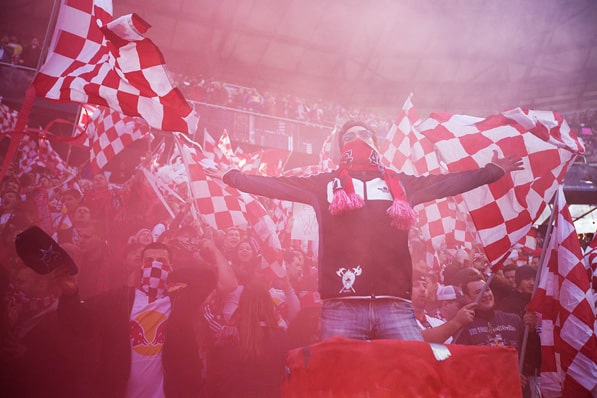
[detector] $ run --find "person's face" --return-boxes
[411,280,428,309]
[142,248,171,267]
[92,174,108,190]
[39,177,50,187]
[237,242,255,262]
[472,258,488,273]
[74,206,91,223]
[137,230,153,246]
[517,277,534,295]
[286,253,305,282]
[225,229,241,248]
[440,300,461,321]
[62,194,80,212]
[465,280,494,311]
[341,127,377,150]
[2,192,19,209]
[503,270,516,288]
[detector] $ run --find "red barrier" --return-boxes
[283,336,522,398]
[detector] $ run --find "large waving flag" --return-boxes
[418,108,584,266]
[527,187,597,397]
[32,0,198,134]
[174,132,282,269]
[85,106,151,172]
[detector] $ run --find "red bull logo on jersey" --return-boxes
[129,310,168,356]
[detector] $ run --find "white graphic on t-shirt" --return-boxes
[336,266,362,293]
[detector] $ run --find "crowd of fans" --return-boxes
[0,142,559,396]
[0,32,594,396]
[174,71,597,163]
[0,33,41,68]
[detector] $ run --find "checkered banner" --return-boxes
[32,0,198,134]
[417,107,585,267]
[527,187,597,398]
[18,135,73,176]
[0,103,19,135]
[174,132,283,268]
[86,105,150,172]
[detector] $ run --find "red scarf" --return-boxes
[329,140,417,230]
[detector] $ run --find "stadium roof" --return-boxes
[116,0,597,117]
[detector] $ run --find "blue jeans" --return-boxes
[320,298,423,341]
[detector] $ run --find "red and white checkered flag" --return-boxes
[86,105,150,172]
[380,93,420,175]
[527,187,597,397]
[32,0,198,133]
[18,134,73,176]
[0,103,18,135]
[418,108,584,267]
[202,128,229,166]
[174,133,283,268]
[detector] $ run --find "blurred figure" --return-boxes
[206,280,289,398]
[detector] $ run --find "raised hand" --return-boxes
[491,150,524,173]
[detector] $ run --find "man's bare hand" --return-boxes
[491,150,524,173]
[203,166,230,180]
[452,302,477,328]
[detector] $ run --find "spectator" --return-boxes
[55,241,220,397]
[206,280,289,398]
[412,274,476,344]
[455,272,528,393]
[499,265,541,398]
[210,119,523,341]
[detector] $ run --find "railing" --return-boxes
[192,101,334,155]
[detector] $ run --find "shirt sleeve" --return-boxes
[399,163,505,206]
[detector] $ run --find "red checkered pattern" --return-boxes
[86,106,150,172]
[377,96,471,268]
[0,103,18,135]
[218,130,236,163]
[18,135,73,176]
[33,0,198,133]
[270,199,293,235]
[380,93,420,175]
[418,108,584,267]
[202,128,229,166]
[527,187,597,397]
[140,260,172,303]
[174,133,283,268]
[236,148,262,174]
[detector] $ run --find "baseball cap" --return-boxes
[15,225,78,275]
[436,285,460,301]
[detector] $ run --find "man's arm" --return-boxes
[421,303,477,344]
[199,238,237,294]
[403,151,523,206]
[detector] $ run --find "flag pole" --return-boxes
[518,189,560,372]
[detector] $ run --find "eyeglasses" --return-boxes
[341,129,374,143]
